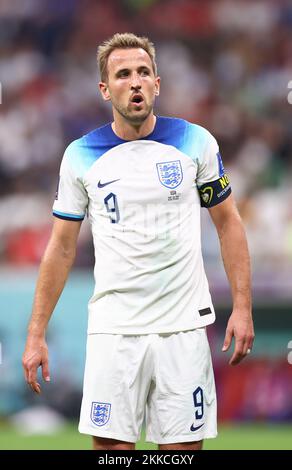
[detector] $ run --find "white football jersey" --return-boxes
[53,116,231,334]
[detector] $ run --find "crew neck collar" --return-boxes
[108,116,160,142]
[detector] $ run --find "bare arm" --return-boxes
[22,217,82,393]
[208,194,254,365]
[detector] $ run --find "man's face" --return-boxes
[99,48,160,124]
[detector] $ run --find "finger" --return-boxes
[22,364,29,383]
[27,364,42,393]
[232,337,255,364]
[42,360,51,382]
[229,338,245,365]
[248,335,255,351]
[222,328,233,352]
[28,365,39,387]
[243,344,252,356]
[242,335,254,356]
[229,351,245,366]
[22,356,30,383]
[29,381,41,394]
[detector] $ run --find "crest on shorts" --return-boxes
[91,402,111,426]
[156,160,183,189]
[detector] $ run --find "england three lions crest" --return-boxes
[91,402,111,427]
[156,160,183,189]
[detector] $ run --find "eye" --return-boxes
[141,69,150,76]
[118,70,129,78]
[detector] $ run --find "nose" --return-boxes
[130,72,142,90]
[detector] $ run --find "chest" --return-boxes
[85,141,199,208]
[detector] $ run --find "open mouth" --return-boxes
[131,94,144,105]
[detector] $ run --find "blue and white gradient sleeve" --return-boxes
[196,131,231,208]
[53,144,88,221]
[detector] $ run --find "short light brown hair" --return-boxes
[97,32,157,82]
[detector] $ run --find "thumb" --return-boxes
[222,328,233,352]
[42,360,51,382]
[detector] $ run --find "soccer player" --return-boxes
[22,33,254,450]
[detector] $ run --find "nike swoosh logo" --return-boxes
[190,423,204,432]
[97,179,120,188]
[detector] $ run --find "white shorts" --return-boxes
[78,328,217,444]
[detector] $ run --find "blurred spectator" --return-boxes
[1,1,291,424]
[0,0,291,275]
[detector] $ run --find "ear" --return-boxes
[154,76,160,96]
[99,81,111,101]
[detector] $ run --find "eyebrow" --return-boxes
[115,65,151,77]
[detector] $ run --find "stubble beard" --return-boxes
[113,97,154,124]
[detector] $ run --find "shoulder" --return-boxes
[62,123,114,177]
[157,116,216,159]
[64,123,112,157]
[184,121,218,163]
[63,136,86,159]
[61,137,88,175]
[159,115,212,134]
[185,120,216,146]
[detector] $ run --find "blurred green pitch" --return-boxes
[0,423,291,450]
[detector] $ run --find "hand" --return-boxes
[22,337,50,394]
[222,309,254,366]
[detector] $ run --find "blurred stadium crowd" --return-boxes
[0,0,292,273]
[1,0,292,428]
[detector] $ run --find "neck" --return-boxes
[112,112,156,141]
